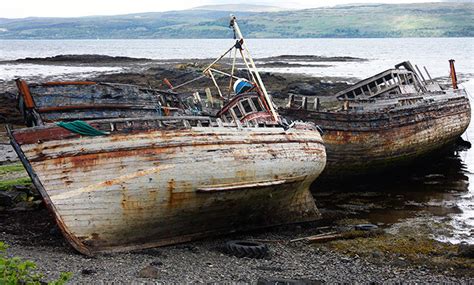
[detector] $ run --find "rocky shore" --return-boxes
[0,55,472,283]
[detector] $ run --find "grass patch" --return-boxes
[0,177,32,191]
[0,163,25,175]
[0,241,72,284]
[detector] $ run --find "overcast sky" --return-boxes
[1,0,451,18]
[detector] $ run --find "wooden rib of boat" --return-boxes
[8,117,325,255]
[281,61,471,178]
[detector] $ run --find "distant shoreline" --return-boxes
[1,37,474,40]
[0,3,472,39]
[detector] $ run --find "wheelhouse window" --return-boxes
[241,99,253,114]
[232,106,243,118]
[251,97,263,111]
[223,113,234,123]
[218,94,271,124]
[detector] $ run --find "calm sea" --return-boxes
[0,38,473,79]
[0,38,473,243]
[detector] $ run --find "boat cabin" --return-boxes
[335,61,442,100]
[217,93,274,124]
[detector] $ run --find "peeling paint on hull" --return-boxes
[281,92,470,178]
[9,119,326,255]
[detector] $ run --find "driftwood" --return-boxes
[306,233,343,243]
[290,231,339,243]
[247,239,286,243]
[290,228,383,243]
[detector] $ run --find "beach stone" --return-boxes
[11,201,36,211]
[457,242,474,258]
[13,185,30,192]
[288,82,319,95]
[150,260,163,266]
[138,265,159,279]
[0,190,27,207]
[81,268,97,275]
[257,278,323,285]
[371,250,383,259]
[0,192,14,207]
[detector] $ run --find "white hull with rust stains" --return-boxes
[9,121,326,255]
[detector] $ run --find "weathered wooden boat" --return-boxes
[281,61,470,178]
[8,16,326,255]
[14,80,189,126]
[8,116,325,255]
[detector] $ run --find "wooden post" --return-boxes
[205,88,213,107]
[15,79,35,109]
[423,66,434,84]
[449,59,458,90]
[287,94,294,108]
[313,97,320,110]
[208,71,223,98]
[415,64,427,85]
[163,78,173,89]
[302,96,307,110]
[193,92,201,103]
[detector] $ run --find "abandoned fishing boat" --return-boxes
[281,60,470,178]
[8,16,326,255]
[14,80,190,126]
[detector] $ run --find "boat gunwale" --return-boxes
[282,96,470,131]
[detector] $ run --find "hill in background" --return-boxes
[192,4,289,12]
[0,3,472,39]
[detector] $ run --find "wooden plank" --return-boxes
[196,177,303,193]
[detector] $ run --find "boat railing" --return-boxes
[81,116,283,134]
[287,94,323,111]
[333,60,452,100]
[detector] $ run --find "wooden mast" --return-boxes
[229,15,279,122]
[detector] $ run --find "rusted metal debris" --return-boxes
[281,61,471,178]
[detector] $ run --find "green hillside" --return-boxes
[0,3,472,39]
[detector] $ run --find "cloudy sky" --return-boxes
[1,0,458,18]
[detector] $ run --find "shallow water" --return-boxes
[0,38,473,81]
[0,38,472,244]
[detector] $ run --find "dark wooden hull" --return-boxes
[15,80,187,126]
[281,91,471,178]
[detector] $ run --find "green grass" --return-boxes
[0,241,72,284]
[0,163,26,175]
[0,177,32,191]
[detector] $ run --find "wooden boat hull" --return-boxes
[281,92,470,178]
[8,118,326,255]
[15,80,186,126]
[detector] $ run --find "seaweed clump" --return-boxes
[326,220,473,277]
